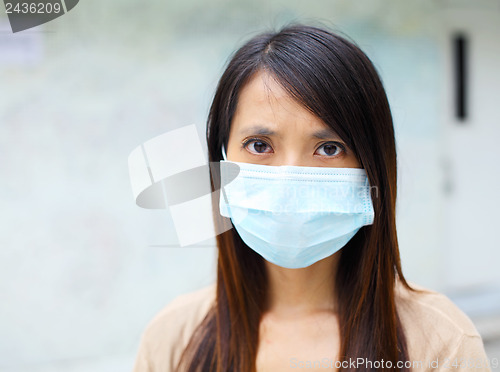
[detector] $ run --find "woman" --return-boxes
[132,24,490,372]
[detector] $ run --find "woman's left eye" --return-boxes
[316,142,343,157]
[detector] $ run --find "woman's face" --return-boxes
[226,71,361,168]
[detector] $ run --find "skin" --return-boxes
[226,71,362,371]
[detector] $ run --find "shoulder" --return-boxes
[396,281,480,337]
[147,283,216,330]
[396,281,490,370]
[132,284,216,372]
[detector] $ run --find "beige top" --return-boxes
[132,283,491,372]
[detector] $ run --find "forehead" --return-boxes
[231,71,334,136]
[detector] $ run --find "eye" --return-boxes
[243,138,273,154]
[315,142,344,157]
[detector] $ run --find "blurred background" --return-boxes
[1,0,499,370]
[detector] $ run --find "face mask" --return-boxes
[219,145,375,269]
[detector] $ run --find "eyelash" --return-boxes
[241,137,272,154]
[316,142,346,157]
[241,138,346,157]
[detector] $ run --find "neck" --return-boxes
[264,253,340,317]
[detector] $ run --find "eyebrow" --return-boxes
[310,128,341,140]
[239,124,341,140]
[239,125,277,137]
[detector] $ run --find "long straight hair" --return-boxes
[178,24,412,372]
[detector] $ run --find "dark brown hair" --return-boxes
[177,23,412,372]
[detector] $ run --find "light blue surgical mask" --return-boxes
[219,145,374,269]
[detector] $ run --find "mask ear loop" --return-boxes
[221,144,227,161]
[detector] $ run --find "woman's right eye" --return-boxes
[243,139,272,154]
